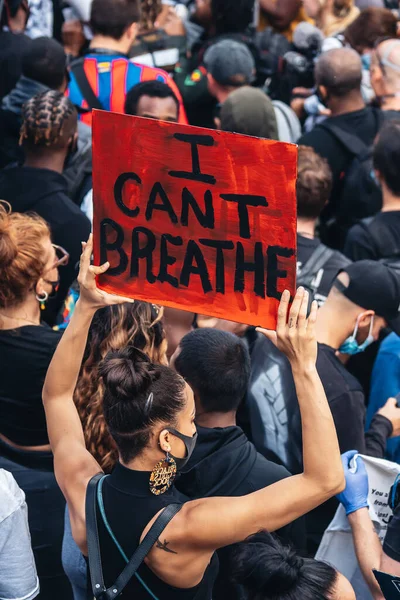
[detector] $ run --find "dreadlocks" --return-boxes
[140,0,162,31]
[19,90,77,148]
[211,0,254,34]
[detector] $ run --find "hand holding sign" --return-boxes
[92,112,297,329]
[257,288,318,369]
[78,234,135,311]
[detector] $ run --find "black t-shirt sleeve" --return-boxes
[329,390,367,454]
[344,224,377,261]
[365,414,393,459]
[383,503,400,562]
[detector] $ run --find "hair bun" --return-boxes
[0,205,17,269]
[100,347,155,403]
[232,532,303,595]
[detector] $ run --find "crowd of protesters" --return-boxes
[2,0,400,599]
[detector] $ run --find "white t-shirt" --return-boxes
[0,470,39,600]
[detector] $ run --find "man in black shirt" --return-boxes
[174,0,258,128]
[304,261,400,551]
[345,120,400,261]
[298,48,382,246]
[297,145,351,306]
[0,90,91,324]
[172,328,305,600]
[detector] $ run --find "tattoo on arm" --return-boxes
[156,539,178,554]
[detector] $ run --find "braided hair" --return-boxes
[19,90,77,148]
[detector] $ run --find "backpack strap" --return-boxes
[69,58,104,112]
[297,243,334,288]
[318,108,384,158]
[86,473,183,600]
[318,121,369,157]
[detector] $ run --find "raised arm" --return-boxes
[178,289,345,551]
[42,236,134,501]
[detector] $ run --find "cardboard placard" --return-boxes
[92,110,297,329]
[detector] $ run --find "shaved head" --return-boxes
[373,39,400,91]
[315,48,362,96]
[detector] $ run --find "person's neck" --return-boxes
[24,152,66,174]
[297,217,316,238]
[195,410,236,429]
[123,451,165,472]
[0,297,41,329]
[329,93,365,117]
[216,87,235,105]
[8,16,26,33]
[381,188,400,212]
[315,304,351,350]
[89,35,129,55]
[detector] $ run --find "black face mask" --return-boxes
[168,429,198,470]
[43,278,60,298]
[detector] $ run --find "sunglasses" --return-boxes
[52,244,70,269]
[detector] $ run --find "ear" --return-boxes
[214,117,221,130]
[159,429,171,454]
[35,278,46,297]
[127,22,138,42]
[319,85,328,101]
[358,310,375,329]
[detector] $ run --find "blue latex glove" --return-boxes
[336,450,369,515]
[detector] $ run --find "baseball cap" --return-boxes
[334,260,400,334]
[220,86,279,140]
[204,40,255,87]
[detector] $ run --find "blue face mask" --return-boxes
[339,315,375,355]
[361,53,371,71]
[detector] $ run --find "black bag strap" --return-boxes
[86,473,182,600]
[70,59,104,112]
[297,243,334,287]
[318,108,384,158]
[318,121,369,156]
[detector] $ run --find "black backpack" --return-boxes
[297,243,335,309]
[319,110,384,248]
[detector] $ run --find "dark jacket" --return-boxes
[176,425,306,600]
[0,76,92,204]
[0,32,32,101]
[0,166,91,324]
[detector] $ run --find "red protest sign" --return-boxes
[92,110,297,329]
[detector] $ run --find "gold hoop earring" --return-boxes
[149,452,177,495]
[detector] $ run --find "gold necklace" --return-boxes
[0,313,39,326]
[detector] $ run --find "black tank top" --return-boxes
[94,462,218,599]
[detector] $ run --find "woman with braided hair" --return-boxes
[0,89,91,325]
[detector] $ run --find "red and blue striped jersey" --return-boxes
[67,53,187,126]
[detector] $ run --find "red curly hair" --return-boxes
[0,202,51,310]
